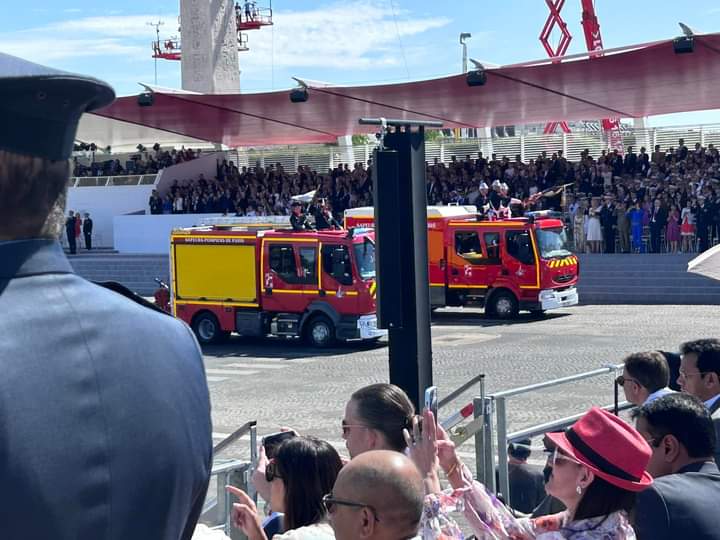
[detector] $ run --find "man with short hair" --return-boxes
[82,211,93,250]
[495,438,546,514]
[633,393,720,540]
[327,450,424,540]
[65,210,77,254]
[678,338,720,466]
[0,52,212,539]
[617,351,673,407]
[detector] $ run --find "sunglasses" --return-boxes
[341,420,370,437]
[322,493,380,522]
[615,375,639,387]
[545,447,582,467]
[265,460,282,483]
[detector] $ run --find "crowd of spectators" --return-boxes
[193,338,720,540]
[425,139,720,254]
[147,139,720,254]
[148,160,373,217]
[73,144,202,177]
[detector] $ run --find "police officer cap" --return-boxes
[0,52,115,161]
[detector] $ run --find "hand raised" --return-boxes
[226,486,266,540]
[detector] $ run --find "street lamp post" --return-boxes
[460,32,472,73]
[147,20,165,85]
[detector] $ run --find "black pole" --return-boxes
[614,377,619,416]
[364,118,439,410]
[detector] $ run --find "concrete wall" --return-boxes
[66,185,156,248]
[114,214,225,253]
[113,214,293,253]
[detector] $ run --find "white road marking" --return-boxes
[206,369,260,376]
[225,362,286,370]
[206,376,229,382]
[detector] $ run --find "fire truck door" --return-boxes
[448,229,497,291]
[503,229,540,289]
[319,243,357,313]
[262,241,310,312]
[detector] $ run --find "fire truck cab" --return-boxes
[170,224,384,347]
[344,206,579,318]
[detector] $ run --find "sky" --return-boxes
[3,0,720,127]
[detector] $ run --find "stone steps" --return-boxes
[575,254,718,305]
[66,253,720,305]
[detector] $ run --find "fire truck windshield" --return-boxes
[354,239,376,280]
[536,227,572,259]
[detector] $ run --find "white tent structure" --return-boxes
[688,245,720,282]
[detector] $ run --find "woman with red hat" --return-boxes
[408,407,653,539]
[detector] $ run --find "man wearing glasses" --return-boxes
[632,393,720,540]
[677,338,720,467]
[615,351,673,407]
[325,450,424,540]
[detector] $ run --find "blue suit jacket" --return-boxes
[0,240,212,539]
[634,461,720,540]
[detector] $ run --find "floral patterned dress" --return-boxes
[420,465,636,540]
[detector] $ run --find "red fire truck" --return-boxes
[170,224,384,346]
[344,206,579,318]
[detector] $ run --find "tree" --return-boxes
[351,134,371,146]
[424,129,443,142]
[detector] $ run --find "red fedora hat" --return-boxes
[546,407,653,492]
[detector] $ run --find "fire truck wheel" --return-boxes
[488,290,518,319]
[192,312,222,345]
[304,315,336,348]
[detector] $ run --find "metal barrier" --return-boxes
[444,363,630,502]
[201,421,258,539]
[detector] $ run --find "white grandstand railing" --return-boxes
[68,174,158,188]
[236,123,720,171]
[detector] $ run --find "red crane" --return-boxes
[539,0,572,134]
[580,0,624,152]
[151,1,273,61]
[540,0,624,151]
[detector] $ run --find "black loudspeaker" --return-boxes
[137,92,154,107]
[372,150,404,329]
[466,69,487,87]
[289,88,309,103]
[673,36,694,54]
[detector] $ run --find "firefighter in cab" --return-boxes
[290,201,314,231]
[312,199,342,230]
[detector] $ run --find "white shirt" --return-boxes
[704,393,720,411]
[642,387,674,406]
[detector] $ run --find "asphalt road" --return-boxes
[203,304,718,467]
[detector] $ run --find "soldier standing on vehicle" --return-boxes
[290,200,314,231]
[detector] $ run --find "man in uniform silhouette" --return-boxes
[0,52,212,540]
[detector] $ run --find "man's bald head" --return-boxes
[329,450,424,540]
